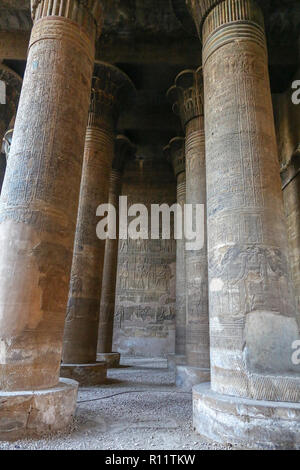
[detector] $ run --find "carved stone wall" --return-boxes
[273,78,300,316]
[113,157,176,357]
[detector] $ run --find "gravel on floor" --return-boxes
[0,357,232,450]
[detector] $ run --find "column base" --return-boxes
[168,354,186,371]
[193,382,300,450]
[96,352,120,368]
[0,378,78,441]
[60,362,107,386]
[176,365,210,389]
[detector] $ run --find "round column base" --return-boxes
[96,352,120,368]
[60,362,107,386]
[0,378,78,441]
[176,365,210,389]
[193,382,300,450]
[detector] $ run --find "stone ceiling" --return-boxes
[1,0,300,159]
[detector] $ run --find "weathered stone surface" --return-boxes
[0,1,101,391]
[0,115,15,194]
[202,0,300,402]
[173,0,271,38]
[62,65,135,366]
[0,64,22,167]
[281,152,300,318]
[97,352,121,368]
[273,77,300,317]
[168,68,210,388]
[113,157,176,357]
[167,353,186,371]
[164,137,186,363]
[60,363,107,387]
[0,378,78,441]
[193,382,300,450]
[97,136,136,358]
[176,365,210,389]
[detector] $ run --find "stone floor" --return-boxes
[0,357,232,450]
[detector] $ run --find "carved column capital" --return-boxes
[172,0,268,38]
[88,62,136,129]
[164,137,185,179]
[31,0,104,38]
[167,67,203,128]
[113,135,136,173]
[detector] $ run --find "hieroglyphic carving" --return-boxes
[63,66,136,365]
[0,64,22,175]
[164,137,186,358]
[0,3,102,391]
[200,0,300,402]
[114,158,176,356]
[0,115,15,194]
[97,136,136,354]
[168,68,210,377]
[281,148,300,318]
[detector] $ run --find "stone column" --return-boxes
[164,137,187,371]
[0,64,22,193]
[0,116,15,193]
[0,0,103,440]
[176,0,300,449]
[61,65,135,385]
[0,155,5,194]
[2,120,14,159]
[97,135,136,368]
[281,147,300,318]
[167,68,210,389]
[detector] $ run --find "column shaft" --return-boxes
[164,137,187,367]
[97,169,122,354]
[185,116,210,373]
[202,0,300,401]
[62,123,113,364]
[167,68,210,387]
[175,171,186,358]
[0,4,99,391]
[62,65,135,377]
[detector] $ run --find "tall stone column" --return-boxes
[281,148,300,320]
[164,137,187,371]
[0,64,22,193]
[97,135,136,368]
[167,68,210,389]
[1,116,15,194]
[174,0,300,449]
[61,65,135,385]
[0,0,103,440]
[2,120,14,160]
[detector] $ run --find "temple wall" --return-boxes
[113,156,176,357]
[273,84,300,315]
